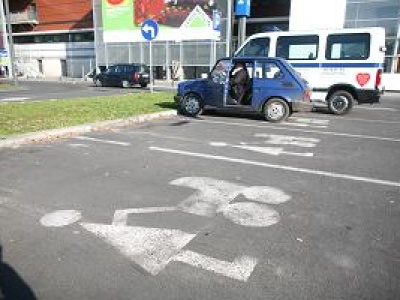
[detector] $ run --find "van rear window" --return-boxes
[276,35,319,60]
[236,37,270,57]
[326,33,370,60]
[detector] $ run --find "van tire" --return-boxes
[263,98,290,122]
[328,90,354,115]
[180,93,203,117]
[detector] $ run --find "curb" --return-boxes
[0,110,177,150]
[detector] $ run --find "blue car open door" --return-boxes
[208,59,231,108]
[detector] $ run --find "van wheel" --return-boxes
[121,80,130,88]
[328,90,354,115]
[263,98,290,122]
[180,93,203,117]
[140,83,148,88]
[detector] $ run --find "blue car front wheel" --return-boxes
[180,93,203,117]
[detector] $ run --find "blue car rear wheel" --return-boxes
[263,98,290,123]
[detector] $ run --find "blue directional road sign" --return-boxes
[213,10,221,31]
[235,0,251,17]
[0,49,8,58]
[141,19,159,41]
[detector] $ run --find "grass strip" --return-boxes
[0,83,16,90]
[0,91,175,136]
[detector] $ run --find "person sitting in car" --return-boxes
[229,62,249,105]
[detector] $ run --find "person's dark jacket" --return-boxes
[229,66,249,104]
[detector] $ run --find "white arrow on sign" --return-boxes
[142,24,155,39]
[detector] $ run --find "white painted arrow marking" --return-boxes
[210,142,314,157]
[253,134,320,148]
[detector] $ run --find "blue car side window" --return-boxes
[254,62,283,80]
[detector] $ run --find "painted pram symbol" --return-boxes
[40,177,291,281]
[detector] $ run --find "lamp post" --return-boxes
[3,0,18,85]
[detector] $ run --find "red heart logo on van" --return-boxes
[356,73,370,87]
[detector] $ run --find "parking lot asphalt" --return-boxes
[0,94,399,300]
[0,79,175,103]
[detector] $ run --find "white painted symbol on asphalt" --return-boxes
[40,177,291,282]
[253,134,320,148]
[210,134,320,157]
[40,210,82,227]
[211,142,314,157]
[286,117,330,128]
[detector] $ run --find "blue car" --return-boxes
[174,57,312,122]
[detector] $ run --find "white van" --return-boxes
[235,27,386,115]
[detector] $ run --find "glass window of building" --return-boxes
[345,0,400,72]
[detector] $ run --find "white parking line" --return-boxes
[74,136,131,146]
[355,106,397,111]
[195,119,400,143]
[149,146,400,188]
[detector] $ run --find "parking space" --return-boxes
[1,97,400,299]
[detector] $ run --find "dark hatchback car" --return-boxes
[175,57,312,122]
[94,63,150,88]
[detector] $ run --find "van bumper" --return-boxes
[356,89,382,104]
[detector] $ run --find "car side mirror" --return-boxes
[201,73,208,79]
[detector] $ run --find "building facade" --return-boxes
[2,0,400,80]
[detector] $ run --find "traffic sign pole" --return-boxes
[150,41,153,93]
[141,19,159,93]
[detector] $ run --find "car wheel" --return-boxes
[140,83,148,88]
[328,90,354,115]
[263,98,290,122]
[94,79,102,87]
[180,93,203,117]
[121,80,131,88]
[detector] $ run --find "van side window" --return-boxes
[254,61,283,79]
[326,33,370,60]
[276,35,319,60]
[236,37,270,57]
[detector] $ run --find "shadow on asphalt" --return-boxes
[156,102,177,110]
[0,244,37,300]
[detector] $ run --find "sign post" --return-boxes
[212,10,221,68]
[141,19,159,93]
[235,0,251,48]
